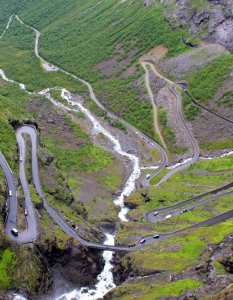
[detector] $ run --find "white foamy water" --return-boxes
[0,69,14,82]
[41,88,141,219]
[167,157,192,169]
[37,87,141,298]
[19,83,26,89]
[1,15,160,296]
[13,294,27,300]
[57,233,116,300]
[141,166,159,170]
[0,15,14,39]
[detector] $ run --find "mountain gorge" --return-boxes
[0,0,233,299]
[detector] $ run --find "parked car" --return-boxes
[153,234,159,239]
[24,208,28,216]
[140,238,146,244]
[11,228,18,236]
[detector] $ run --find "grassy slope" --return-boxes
[116,154,233,245]
[109,219,233,299]
[0,0,192,137]
[0,0,233,298]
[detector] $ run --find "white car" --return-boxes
[153,234,159,239]
[9,190,12,197]
[11,228,18,236]
[146,174,150,179]
[164,214,171,220]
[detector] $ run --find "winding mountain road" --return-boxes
[0,15,233,251]
[2,127,233,250]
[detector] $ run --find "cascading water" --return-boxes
[36,88,141,299]
[0,69,141,299]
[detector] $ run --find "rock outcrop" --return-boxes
[161,0,233,53]
[36,237,104,288]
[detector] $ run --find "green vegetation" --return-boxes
[117,154,233,243]
[112,220,233,299]
[106,278,203,300]
[199,140,233,151]
[0,17,87,93]
[182,92,200,120]
[149,168,170,185]
[43,137,113,173]
[129,220,233,274]
[217,90,233,107]
[188,55,233,102]
[0,0,195,137]
[0,82,33,170]
[0,248,17,289]
[0,1,233,298]
[85,197,119,225]
[188,155,233,172]
[94,79,155,137]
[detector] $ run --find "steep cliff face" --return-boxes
[161,0,233,52]
[36,237,104,288]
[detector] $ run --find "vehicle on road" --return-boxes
[180,209,187,214]
[153,234,159,239]
[24,208,28,216]
[20,156,22,162]
[140,238,146,244]
[146,174,150,179]
[154,211,158,216]
[11,228,18,236]
[136,131,138,135]
[9,190,12,197]
[164,214,171,220]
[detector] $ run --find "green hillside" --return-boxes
[0,0,195,137]
[0,0,233,299]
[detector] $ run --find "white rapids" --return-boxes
[37,87,141,299]
[0,69,140,298]
[57,234,116,300]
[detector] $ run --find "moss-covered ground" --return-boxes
[117,154,233,245]
[106,278,203,300]
[110,220,233,299]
